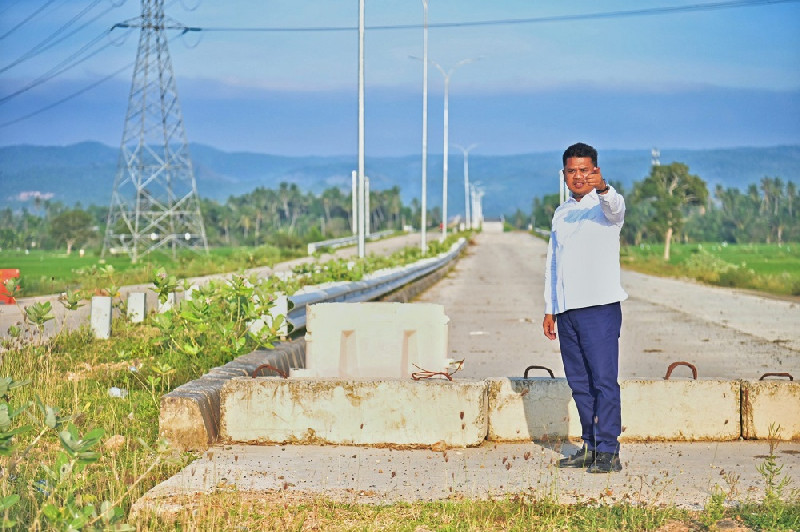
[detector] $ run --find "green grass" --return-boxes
[622,242,800,297]
[0,245,304,297]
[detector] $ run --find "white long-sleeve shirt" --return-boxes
[544,186,628,315]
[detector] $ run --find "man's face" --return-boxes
[564,157,596,197]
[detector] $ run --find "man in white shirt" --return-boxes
[543,142,627,473]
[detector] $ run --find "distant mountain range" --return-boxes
[1,142,798,217]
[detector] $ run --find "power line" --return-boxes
[0,62,133,129]
[0,0,112,75]
[0,29,115,106]
[4,0,797,127]
[183,0,799,33]
[0,32,181,128]
[0,0,59,41]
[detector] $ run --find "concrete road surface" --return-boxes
[416,231,800,380]
[134,230,800,514]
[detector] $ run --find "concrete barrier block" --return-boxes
[486,378,581,441]
[620,380,740,441]
[159,381,222,451]
[127,292,146,323]
[742,380,800,440]
[90,296,112,339]
[220,377,487,447]
[487,378,741,442]
[159,340,306,451]
[297,302,449,378]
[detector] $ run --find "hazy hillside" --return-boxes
[1,142,798,217]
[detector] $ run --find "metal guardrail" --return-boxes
[307,230,397,255]
[289,238,466,330]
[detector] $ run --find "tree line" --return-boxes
[4,161,797,258]
[0,183,440,254]
[524,163,798,259]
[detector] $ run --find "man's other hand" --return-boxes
[543,314,557,340]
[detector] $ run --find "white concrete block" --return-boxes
[220,377,487,447]
[90,296,112,339]
[486,378,581,441]
[620,380,740,441]
[272,293,289,337]
[483,221,504,233]
[184,284,200,302]
[487,378,741,442]
[742,380,800,440]
[158,292,177,313]
[297,302,449,378]
[127,292,146,323]
[248,293,289,338]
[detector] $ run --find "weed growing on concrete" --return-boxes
[730,423,800,530]
[701,484,728,528]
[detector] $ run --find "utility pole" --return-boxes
[103,0,207,263]
[357,0,366,258]
[428,57,478,241]
[419,0,429,253]
[453,143,477,230]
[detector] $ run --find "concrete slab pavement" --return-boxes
[136,231,799,513]
[133,440,800,511]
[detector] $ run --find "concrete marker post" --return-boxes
[90,296,112,339]
[158,292,177,313]
[127,292,146,323]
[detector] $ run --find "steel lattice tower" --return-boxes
[103,0,207,263]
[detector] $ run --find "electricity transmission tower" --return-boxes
[103,0,207,263]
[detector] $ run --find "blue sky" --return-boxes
[1,0,799,155]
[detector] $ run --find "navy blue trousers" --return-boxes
[557,302,622,454]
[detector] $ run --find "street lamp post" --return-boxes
[357,0,366,258]
[410,54,479,240]
[419,0,429,253]
[453,143,477,230]
[430,57,478,241]
[471,183,484,229]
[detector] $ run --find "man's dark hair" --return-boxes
[562,142,598,167]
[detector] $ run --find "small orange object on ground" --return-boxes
[0,269,20,304]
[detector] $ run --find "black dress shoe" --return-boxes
[586,452,622,473]
[557,447,595,468]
